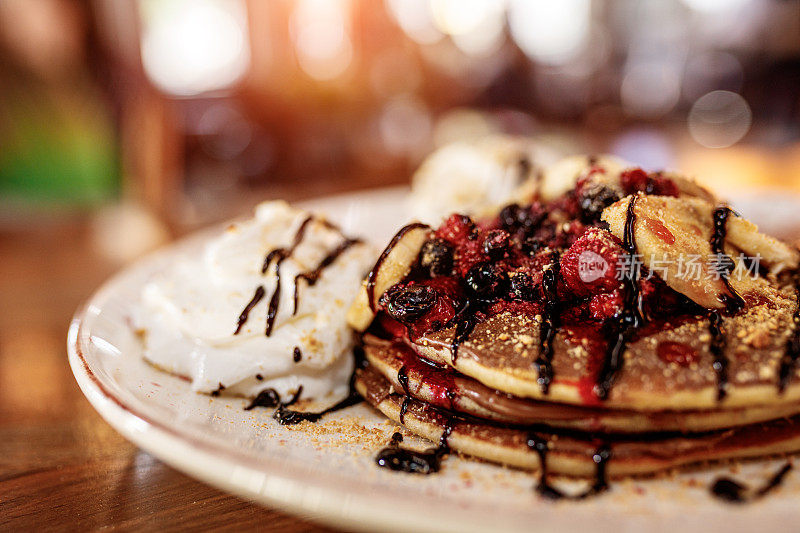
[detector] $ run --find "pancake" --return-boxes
[364,337,800,433]
[348,153,800,485]
[410,287,800,411]
[356,365,800,479]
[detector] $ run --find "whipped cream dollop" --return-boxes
[408,135,560,224]
[137,201,374,403]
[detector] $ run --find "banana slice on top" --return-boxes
[347,224,433,332]
[602,195,799,309]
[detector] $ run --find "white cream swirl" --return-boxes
[137,201,374,403]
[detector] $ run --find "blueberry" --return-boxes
[482,230,510,260]
[384,285,437,324]
[464,263,507,300]
[419,238,454,277]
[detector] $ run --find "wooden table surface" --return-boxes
[0,218,336,532]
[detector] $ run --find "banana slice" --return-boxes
[539,154,629,201]
[540,155,716,205]
[601,195,798,309]
[347,224,433,331]
[657,171,716,203]
[726,216,800,275]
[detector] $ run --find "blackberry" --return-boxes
[509,273,537,300]
[464,263,507,300]
[482,230,510,260]
[384,285,437,324]
[522,237,544,255]
[499,204,547,234]
[419,238,454,277]
[578,184,621,223]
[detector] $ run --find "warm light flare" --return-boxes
[507,0,591,65]
[139,0,249,97]
[291,0,353,81]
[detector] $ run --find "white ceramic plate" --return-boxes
[69,187,800,533]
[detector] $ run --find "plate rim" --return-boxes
[66,186,800,532]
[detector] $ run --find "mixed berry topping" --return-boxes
[374,168,701,346]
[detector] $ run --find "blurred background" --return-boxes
[1,0,799,244]
[1,2,799,528]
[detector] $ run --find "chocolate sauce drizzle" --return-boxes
[778,274,800,393]
[273,385,363,425]
[399,396,410,424]
[527,433,611,500]
[397,365,410,394]
[708,311,729,401]
[710,207,746,314]
[244,386,300,411]
[366,223,430,312]
[235,215,358,335]
[234,285,266,334]
[292,238,362,315]
[711,462,793,503]
[449,301,481,364]
[536,253,561,394]
[375,418,455,475]
[707,206,746,401]
[261,216,314,336]
[244,365,363,425]
[596,195,643,400]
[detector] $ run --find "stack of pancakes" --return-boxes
[348,152,800,480]
[355,305,800,478]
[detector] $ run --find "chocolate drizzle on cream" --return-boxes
[235,215,359,336]
[596,194,644,401]
[261,216,314,336]
[244,350,364,424]
[536,253,561,394]
[292,238,362,315]
[234,285,265,334]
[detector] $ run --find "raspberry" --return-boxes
[482,229,510,260]
[589,291,624,321]
[486,300,541,318]
[377,314,407,338]
[560,228,624,298]
[455,237,485,276]
[620,168,679,197]
[408,296,457,339]
[436,214,476,245]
